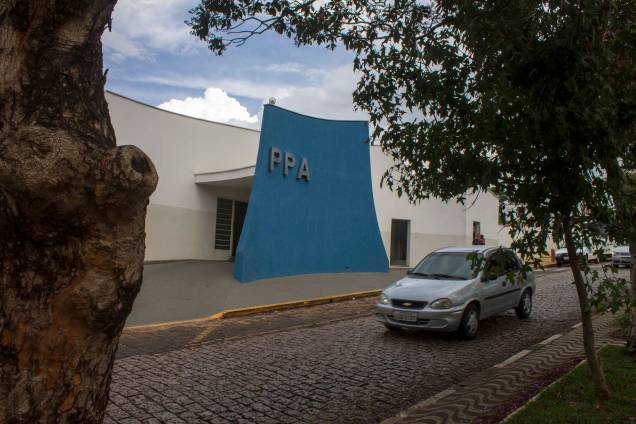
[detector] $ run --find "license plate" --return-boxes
[563,256,569,261]
[393,310,418,322]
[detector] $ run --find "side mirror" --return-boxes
[406,268,414,275]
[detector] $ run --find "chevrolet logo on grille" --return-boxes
[402,302,412,307]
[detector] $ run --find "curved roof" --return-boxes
[106,90,260,133]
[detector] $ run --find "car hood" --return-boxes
[384,276,476,303]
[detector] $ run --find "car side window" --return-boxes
[484,253,503,277]
[502,251,520,273]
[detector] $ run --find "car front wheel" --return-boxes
[457,304,479,340]
[515,290,532,319]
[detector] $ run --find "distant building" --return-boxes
[107,91,501,282]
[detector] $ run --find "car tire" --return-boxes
[515,290,532,319]
[457,304,479,340]
[384,324,401,331]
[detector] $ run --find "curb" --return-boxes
[221,289,382,318]
[380,315,615,424]
[125,289,382,331]
[500,329,623,423]
[500,359,587,423]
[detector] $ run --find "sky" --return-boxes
[102,0,366,130]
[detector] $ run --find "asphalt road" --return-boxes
[106,267,623,424]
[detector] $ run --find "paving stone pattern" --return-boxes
[117,297,380,359]
[381,314,618,424]
[106,269,623,424]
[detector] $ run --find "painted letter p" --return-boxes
[269,147,282,172]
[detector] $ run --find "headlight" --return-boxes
[379,293,390,305]
[430,298,453,309]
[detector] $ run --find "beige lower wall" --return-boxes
[145,204,498,265]
[380,231,498,268]
[144,203,232,261]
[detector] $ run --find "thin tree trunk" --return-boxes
[627,242,636,355]
[562,217,610,399]
[0,1,157,422]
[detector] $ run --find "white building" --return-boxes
[106,91,502,273]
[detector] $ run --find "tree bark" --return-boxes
[562,217,610,399]
[0,1,157,422]
[627,242,636,355]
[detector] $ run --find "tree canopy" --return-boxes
[190,0,636,261]
[190,0,636,398]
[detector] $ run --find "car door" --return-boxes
[499,250,524,310]
[480,252,508,317]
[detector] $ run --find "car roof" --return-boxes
[434,246,502,254]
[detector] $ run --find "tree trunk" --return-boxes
[627,242,636,355]
[0,1,157,422]
[562,217,610,399]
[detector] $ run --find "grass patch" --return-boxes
[507,346,636,423]
[616,312,631,338]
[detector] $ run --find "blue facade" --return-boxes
[234,105,388,282]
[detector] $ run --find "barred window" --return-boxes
[214,198,233,250]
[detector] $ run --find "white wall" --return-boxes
[370,147,500,267]
[464,191,501,245]
[107,92,502,265]
[107,92,259,261]
[497,225,559,258]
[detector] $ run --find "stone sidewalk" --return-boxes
[381,313,620,424]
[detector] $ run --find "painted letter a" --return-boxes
[297,158,310,182]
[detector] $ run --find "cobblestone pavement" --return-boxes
[106,268,625,424]
[117,294,383,360]
[381,313,619,424]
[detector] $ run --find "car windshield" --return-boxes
[410,252,476,280]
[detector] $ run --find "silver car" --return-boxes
[612,245,632,267]
[376,246,535,339]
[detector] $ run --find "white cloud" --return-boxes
[103,0,198,60]
[158,88,259,128]
[265,63,305,73]
[102,30,151,63]
[124,64,366,122]
[274,65,368,121]
[121,73,294,101]
[264,62,329,79]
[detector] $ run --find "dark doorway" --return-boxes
[390,219,410,266]
[472,221,481,241]
[232,201,248,257]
